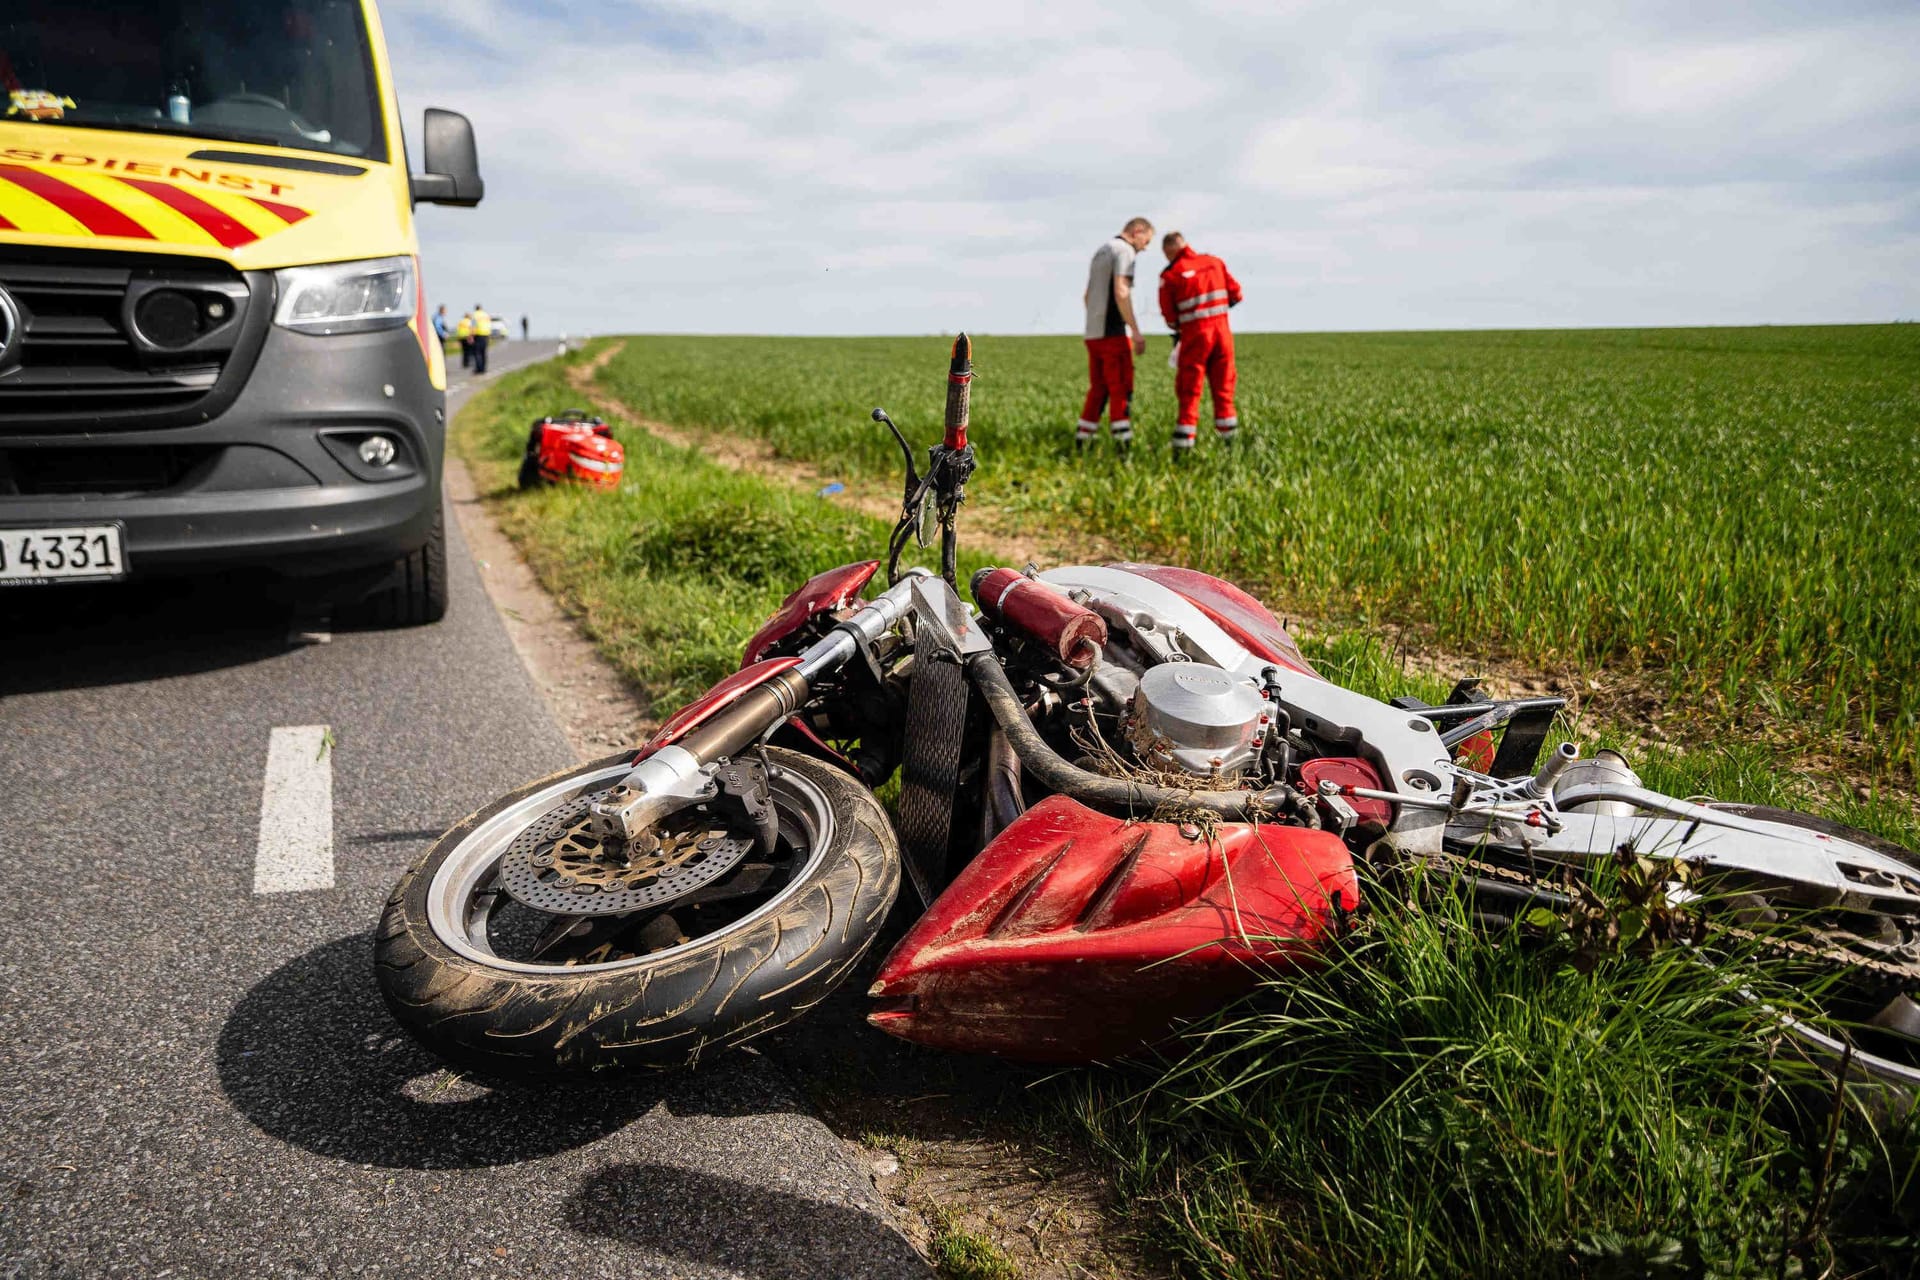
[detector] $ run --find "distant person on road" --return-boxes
[1075,216,1154,453]
[471,304,492,374]
[455,311,474,369]
[1158,231,1243,456]
[432,304,451,343]
[520,315,530,341]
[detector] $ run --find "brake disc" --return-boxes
[497,791,753,917]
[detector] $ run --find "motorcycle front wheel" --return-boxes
[375,748,899,1077]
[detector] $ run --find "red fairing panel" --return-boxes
[638,657,803,757]
[869,796,1357,1062]
[1109,562,1318,678]
[742,560,881,665]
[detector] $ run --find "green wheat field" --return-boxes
[585,325,1920,774]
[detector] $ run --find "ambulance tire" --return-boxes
[355,503,449,627]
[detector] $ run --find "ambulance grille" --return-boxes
[0,245,269,431]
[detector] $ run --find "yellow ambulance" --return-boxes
[0,1,482,623]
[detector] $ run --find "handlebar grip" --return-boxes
[943,332,972,450]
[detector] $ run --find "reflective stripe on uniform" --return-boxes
[1075,418,1098,437]
[1187,303,1231,321]
[1176,289,1229,312]
[1214,417,1238,437]
[1110,418,1133,441]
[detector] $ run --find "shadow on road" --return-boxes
[0,573,301,695]
[567,1162,929,1278]
[216,933,791,1170]
[758,898,1061,1146]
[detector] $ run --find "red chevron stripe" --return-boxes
[246,196,311,226]
[0,212,15,230]
[114,177,256,248]
[0,164,153,239]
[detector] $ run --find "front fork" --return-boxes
[587,571,931,848]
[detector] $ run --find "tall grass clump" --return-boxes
[1069,871,1919,1278]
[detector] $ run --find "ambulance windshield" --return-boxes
[1,0,386,161]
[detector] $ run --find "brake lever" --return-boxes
[871,408,920,501]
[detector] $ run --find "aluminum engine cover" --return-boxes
[1129,662,1270,779]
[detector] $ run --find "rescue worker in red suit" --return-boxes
[1158,232,1243,456]
[1075,217,1154,453]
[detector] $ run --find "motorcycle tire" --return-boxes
[516,426,543,489]
[375,748,899,1077]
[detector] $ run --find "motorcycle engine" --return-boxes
[1127,662,1271,780]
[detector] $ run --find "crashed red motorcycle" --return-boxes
[377,337,1920,1090]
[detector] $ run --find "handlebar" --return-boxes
[943,333,972,450]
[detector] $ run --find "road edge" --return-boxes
[438,358,933,1272]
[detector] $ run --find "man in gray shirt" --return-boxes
[1076,217,1154,452]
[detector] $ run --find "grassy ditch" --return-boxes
[1069,874,1919,1279]
[455,346,993,715]
[457,350,1919,1278]
[584,328,1920,776]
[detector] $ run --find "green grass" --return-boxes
[584,327,1920,773]
[1066,875,1920,1279]
[454,346,991,716]
[929,1206,1023,1280]
[455,346,1920,1280]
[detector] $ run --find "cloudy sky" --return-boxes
[382,0,1919,337]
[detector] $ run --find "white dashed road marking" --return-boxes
[254,725,334,893]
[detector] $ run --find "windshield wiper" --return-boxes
[24,116,288,151]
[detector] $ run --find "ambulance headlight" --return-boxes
[274,256,416,336]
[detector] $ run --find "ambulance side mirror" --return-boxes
[412,109,484,207]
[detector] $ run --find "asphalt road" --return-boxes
[0,343,926,1279]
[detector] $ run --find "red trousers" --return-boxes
[1077,336,1134,440]
[1173,321,1237,447]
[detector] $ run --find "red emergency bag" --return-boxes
[517,409,625,490]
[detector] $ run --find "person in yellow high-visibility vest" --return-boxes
[455,312,474,369]
[470,304,492,374]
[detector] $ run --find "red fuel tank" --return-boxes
[869,796,1357,1062]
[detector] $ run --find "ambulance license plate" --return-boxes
[0,524,128,585]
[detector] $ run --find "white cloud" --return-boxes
[385,0,1920,335]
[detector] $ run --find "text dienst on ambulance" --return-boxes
[0,0,482,624]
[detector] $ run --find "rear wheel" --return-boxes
[1446,805,1920,1100]
[1702,804,1920,1096]
[375,748,899,1077]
